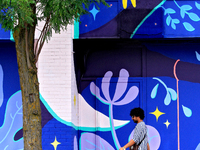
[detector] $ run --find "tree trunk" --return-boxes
[13,23,42,150]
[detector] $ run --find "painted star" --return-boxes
[150,107,165,122]
[164,120,171,129]
[89,5,100,20]
[51,136,61,150]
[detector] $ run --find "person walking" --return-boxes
[119,107,150,150]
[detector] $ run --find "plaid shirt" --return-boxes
[133,121,148,150]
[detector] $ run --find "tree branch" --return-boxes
[34,17,51,63]
[25,23,32,69]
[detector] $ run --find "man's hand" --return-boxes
[119,139,135,150]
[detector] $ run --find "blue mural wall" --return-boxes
[2,0,200,150]
[0,25,10,40]
[0,41,22,149]
[77,0,200,39]
[2,38,200,150]
[73,39,200,150]
[0,41,77,150]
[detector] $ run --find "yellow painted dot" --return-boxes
[74,95,76,106]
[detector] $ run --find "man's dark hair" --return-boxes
[130,107,145,120]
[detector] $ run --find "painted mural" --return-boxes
[0,42,23,149]
[73,39,200,150]
[0,41,78,150]
[77,0,200,38]
[3,39,200,150]
[2,1,200,150]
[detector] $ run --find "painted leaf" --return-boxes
[188,13,200,21]
[0,91,23,149]
[195,51,200,61]
[172,19,180,24]
[102,71,112,101]
[195,2,200,10]
[151,84,159,99]
[166,16,171,26]
[181,5,192,11]
[113,69,129,102]
[167,88,177,101]
[183,22,195,31]
[182,105,192,117]
[80,132,115,150]
[122,0,127,9]
[74,136,78,150]
[165,8,176,14]
[90,82,108,104]
[164,92,171,106]
[171,22,176,30]
[131,0,136,8]
[114,86,139,105]
[195,143,200,150]
[0,65,3,107]
[180,9,185,19]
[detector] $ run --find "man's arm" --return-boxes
[147,142,150,150]
[119,139,135,150]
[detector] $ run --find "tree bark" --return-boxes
[13,23,42,150]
